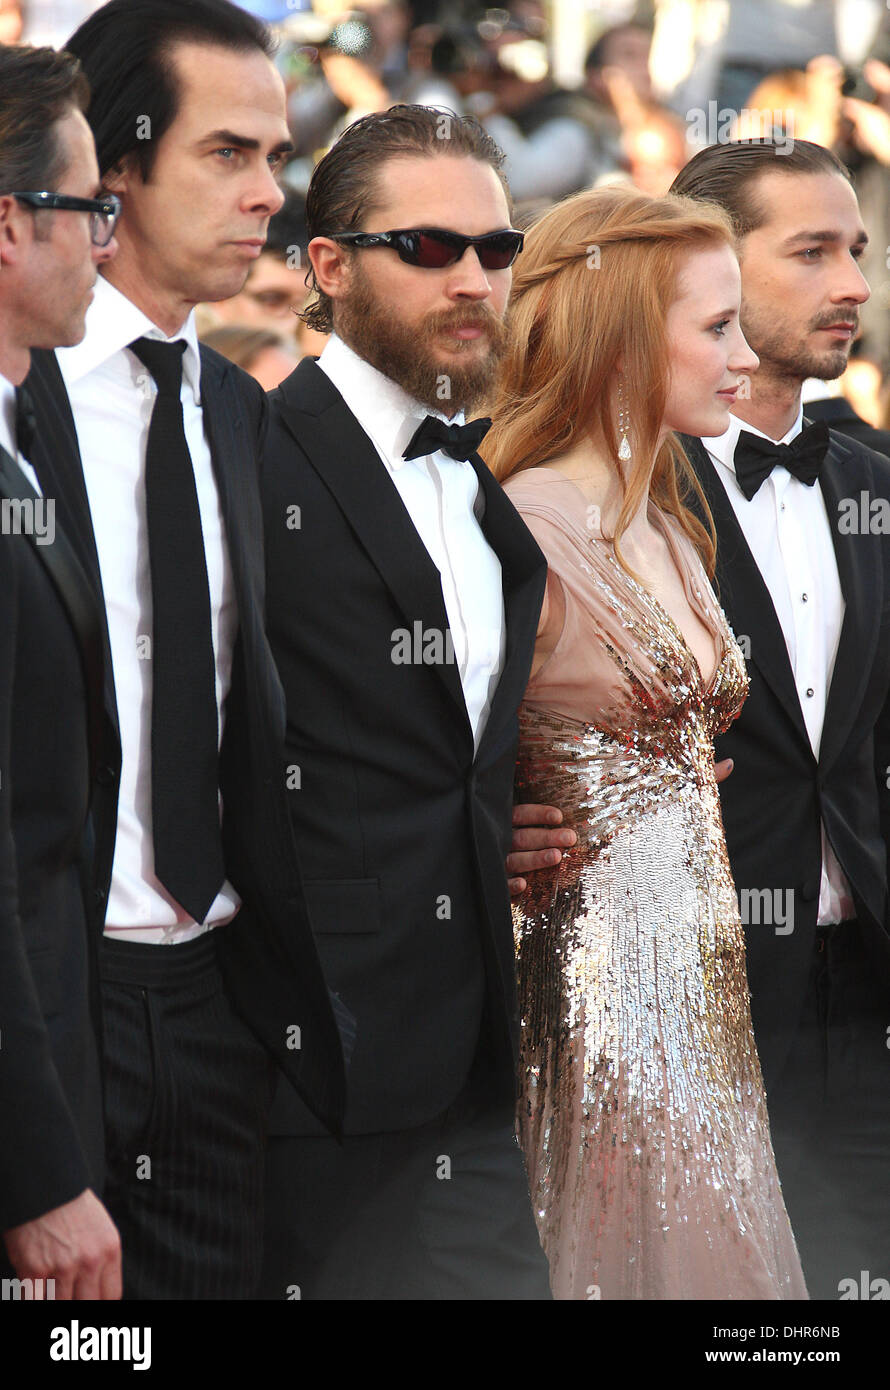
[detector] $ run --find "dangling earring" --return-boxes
[617,380,632,462]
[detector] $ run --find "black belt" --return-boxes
[98,929,220,986]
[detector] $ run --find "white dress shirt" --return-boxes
[56,276,240,942]
[703,410,855,924]
[0,372,42,494]
[318,333,506,752]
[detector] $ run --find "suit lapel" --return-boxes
[817,431,882,775]
[23,349,119,749]
[684,434,812,748]
[0,441,105,779]
[24,350,106,599]
[274,360,473,736]
[468,453,546,752]
[198,349,260,644]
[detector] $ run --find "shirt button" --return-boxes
[780,503,786,511]
[801,593,808,603]
[806,687,814,698]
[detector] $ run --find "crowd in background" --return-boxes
[4,0,889,428]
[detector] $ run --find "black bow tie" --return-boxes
[15,384,36,462]
[733,421,830,501]
[403,414,491,462]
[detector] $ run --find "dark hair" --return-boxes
[669,139,851,235]
[585,21,651,73]
[64,0,274,182]
[0,44,90,194]
[303,104,510,334]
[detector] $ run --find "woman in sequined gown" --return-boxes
[485,188,808,1300]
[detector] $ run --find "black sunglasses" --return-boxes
[10,190,122,246]
[331,226,524,270]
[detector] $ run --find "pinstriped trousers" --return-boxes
[98,933,276,1300]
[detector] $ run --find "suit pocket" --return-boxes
[303,878,382,934]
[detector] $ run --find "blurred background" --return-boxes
[4,0,888,430]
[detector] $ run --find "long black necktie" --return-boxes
[733,421,830,501]
[403,414,491,462]
[130,336,224,924]
[15,384,36,462]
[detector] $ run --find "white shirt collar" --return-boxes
[0,371,18,462]
[57,273,203,402]
[702,404,805,474]
[317,332,464,471]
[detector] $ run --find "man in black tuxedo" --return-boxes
[669,140,890,1298]
[512,138,890,1299]
[259,106,551,1299]
[804,390,890,458]
[23,0,346,1298]
[0,43,120,1298]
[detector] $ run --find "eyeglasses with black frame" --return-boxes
[9,191,122,247]
[330,227,524,271]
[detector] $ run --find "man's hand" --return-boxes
[509,761,734,895]
[842,93,890,166]
[319,51,389,114]
[3,1189,122,1300]
[508,803,577,896]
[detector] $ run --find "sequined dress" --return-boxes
[505,469,807,1301]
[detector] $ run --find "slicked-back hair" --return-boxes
[0,44,90,195]
[303,104,511,334]
[669,139,851,236]
[64,0,274,183]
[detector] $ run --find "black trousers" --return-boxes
[260,1083,552,1300]
[766,921,890,1301]
[99,932,276,1300]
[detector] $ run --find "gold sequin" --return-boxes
[511,482,808,1301]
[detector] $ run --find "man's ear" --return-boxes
[307,236,352,303]
[0,194,28,267]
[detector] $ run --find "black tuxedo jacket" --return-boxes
[803,396,890,459]
[262,359,546,1135]
[23,347,346,1136]
[0,445,105,1230]
[682,427,890,1087]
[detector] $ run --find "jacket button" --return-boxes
[94,886,106,905]
[96,764,117,787]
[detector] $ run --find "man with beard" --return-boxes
[258,105,551,1300]
[510,138,890,1299]
[670,141,890,1300]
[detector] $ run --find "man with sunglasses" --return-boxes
[0,43,121,1299]
[259,104,551,1300]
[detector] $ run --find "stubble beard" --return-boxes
[741,300,857,387]
[334,261,510,415]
